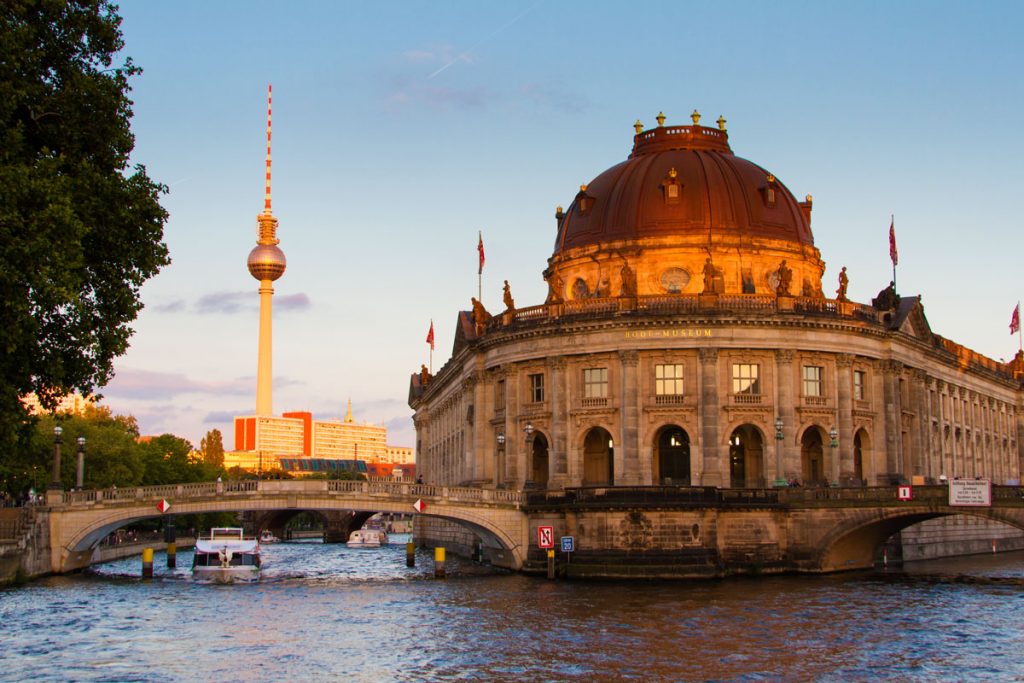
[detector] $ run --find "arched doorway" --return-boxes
[530,432,549,488]
[801,427,825,486]
[655,426,690,485]
[853,428,868,486]
[728,425,765,488]
[583,427,614,486]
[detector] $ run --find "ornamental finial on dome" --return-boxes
[634,119,644,135]
[717,115,727,131]
[656,112,666,127]
[691,110,701,125]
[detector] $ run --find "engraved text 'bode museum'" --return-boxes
[625,328,713,339]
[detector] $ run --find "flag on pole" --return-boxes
[477,231,485,274]
[888,217,898,267]
[1011,304,1020,335]
[426,320,435,350]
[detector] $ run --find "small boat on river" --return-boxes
[347,529,387,548]
[192,527,261,583]
[259,529,280,544]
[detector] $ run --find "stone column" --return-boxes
[836,354,854,484]
[910,368,928,481]
[549,356,569,488]
[936,380,947,479]
[881,360,903,483]
[466,372,486,483]
[698,348,722,486]
[619,350,641,485]
[774,350,796,482]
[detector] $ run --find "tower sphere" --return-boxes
[247,244,287,281]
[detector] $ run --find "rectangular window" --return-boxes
[583,368,608,399]
[803,366,823,397]
[854,370,866,401]
[731,363,760,395]
[529,373,545,403]
[655,364,684,396]
[495,380,505,410]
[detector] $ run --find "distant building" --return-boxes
[21,392,94,416]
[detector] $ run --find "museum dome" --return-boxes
[544,113,823,300]
[552,112,814,256]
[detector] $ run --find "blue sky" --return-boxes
[102,1,1024,450]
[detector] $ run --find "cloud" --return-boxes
[194,290,311,314]
[518,81,590,114]
[151,299,186,313]
[104,368,253,400]
[204,409,248,424]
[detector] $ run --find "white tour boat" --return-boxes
[346,529,388,548]
[259,529,280,544]
[192,527,261,583]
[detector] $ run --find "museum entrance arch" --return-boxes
[583,427,614,485]
[801,427,826,486]
[655,426,691,485]
[728,425,765,488]
[530,432,550,488]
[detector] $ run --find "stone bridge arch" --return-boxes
[813,507,1024,573]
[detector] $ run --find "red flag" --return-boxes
[1011,304,1020,335]
[477,231,485,274]
[888,217,898,267]
[426,320,435,350]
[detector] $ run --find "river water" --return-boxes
[2,535,1023,682]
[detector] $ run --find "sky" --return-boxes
[101,1,1024,451]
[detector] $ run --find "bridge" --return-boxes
[26,481,1024,579]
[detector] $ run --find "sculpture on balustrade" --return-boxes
[619,260,637,297]
[544,270,564,304]
[419,364,431,386]
[871,281,900,311]
[836,266,849,301]
[471,297,491,334]
[702,257,721,294]
[776,260,792,296]
[502,280,516,312]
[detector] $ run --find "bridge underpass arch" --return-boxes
[815,509,1024,573]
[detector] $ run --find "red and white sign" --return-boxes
[897,486,912,501]
[413,499,426,513]
[537,525,554,549]
[156,499,171,513]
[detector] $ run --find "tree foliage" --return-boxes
[200,429,225,468]
[0,1,170,454]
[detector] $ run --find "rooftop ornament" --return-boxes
[717,115,727,131]
[634,119,644,135]
[691,109,701,125]
[656,111,666,127]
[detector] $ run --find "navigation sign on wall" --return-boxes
[897,486,912,501]
[561,536,575,553]
[413,499,426,513]
[537,525,554,549]
[949,479,992,507]
[156,499,171,513]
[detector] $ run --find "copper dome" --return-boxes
[552,118,814,256]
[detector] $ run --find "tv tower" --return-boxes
[247,84,286,416]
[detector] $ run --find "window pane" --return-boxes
[731,364,759,394]
[803,366,822,397]
[655,364,684,395]
[584,368,608,398]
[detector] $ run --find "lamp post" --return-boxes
[76,436,86,489]
[50,426,63,490]
[524,422,534,441]
[829,425,839,487]
[496,433,506,449]
[773,417,787,487]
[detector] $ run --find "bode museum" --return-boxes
[409,112,1024,569]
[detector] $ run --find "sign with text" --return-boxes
[561,536,575,553]
[537,525,554,549]
[949,479,992,507]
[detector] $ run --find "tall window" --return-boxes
[803,366,823,397]
[655,364,684,395]
[495,380,505,410]
[854,370,866,400]
[731,364,760,395]
[529,373,545,403]
[584,368,608,399]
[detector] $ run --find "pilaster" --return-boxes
[774,349,797,481]
[836,354,854,484]
[698,348,722,486]
[618,350,641,485]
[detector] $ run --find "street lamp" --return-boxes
[829,425,839,487]
[76,436,86,489]
[496,433,506,449]
[524,421,535,442]
[50,426,63,490]
[829,425,838,449]
[773,417,786,487]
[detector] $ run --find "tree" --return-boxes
[200,429,225,468]
[0,1,170,454]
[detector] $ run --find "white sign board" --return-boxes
[537,526,554,549]
[948,479,992,507]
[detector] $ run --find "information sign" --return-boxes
[897,485,912,501]
[561,536,574,553]
[537,525,554,549]
[949,479,992,507]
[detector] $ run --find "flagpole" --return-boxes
[891,214,896,291]
[1019,301,1022,353]
[478,230,483,304]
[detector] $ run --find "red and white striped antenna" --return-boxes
[264,84,273,215]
